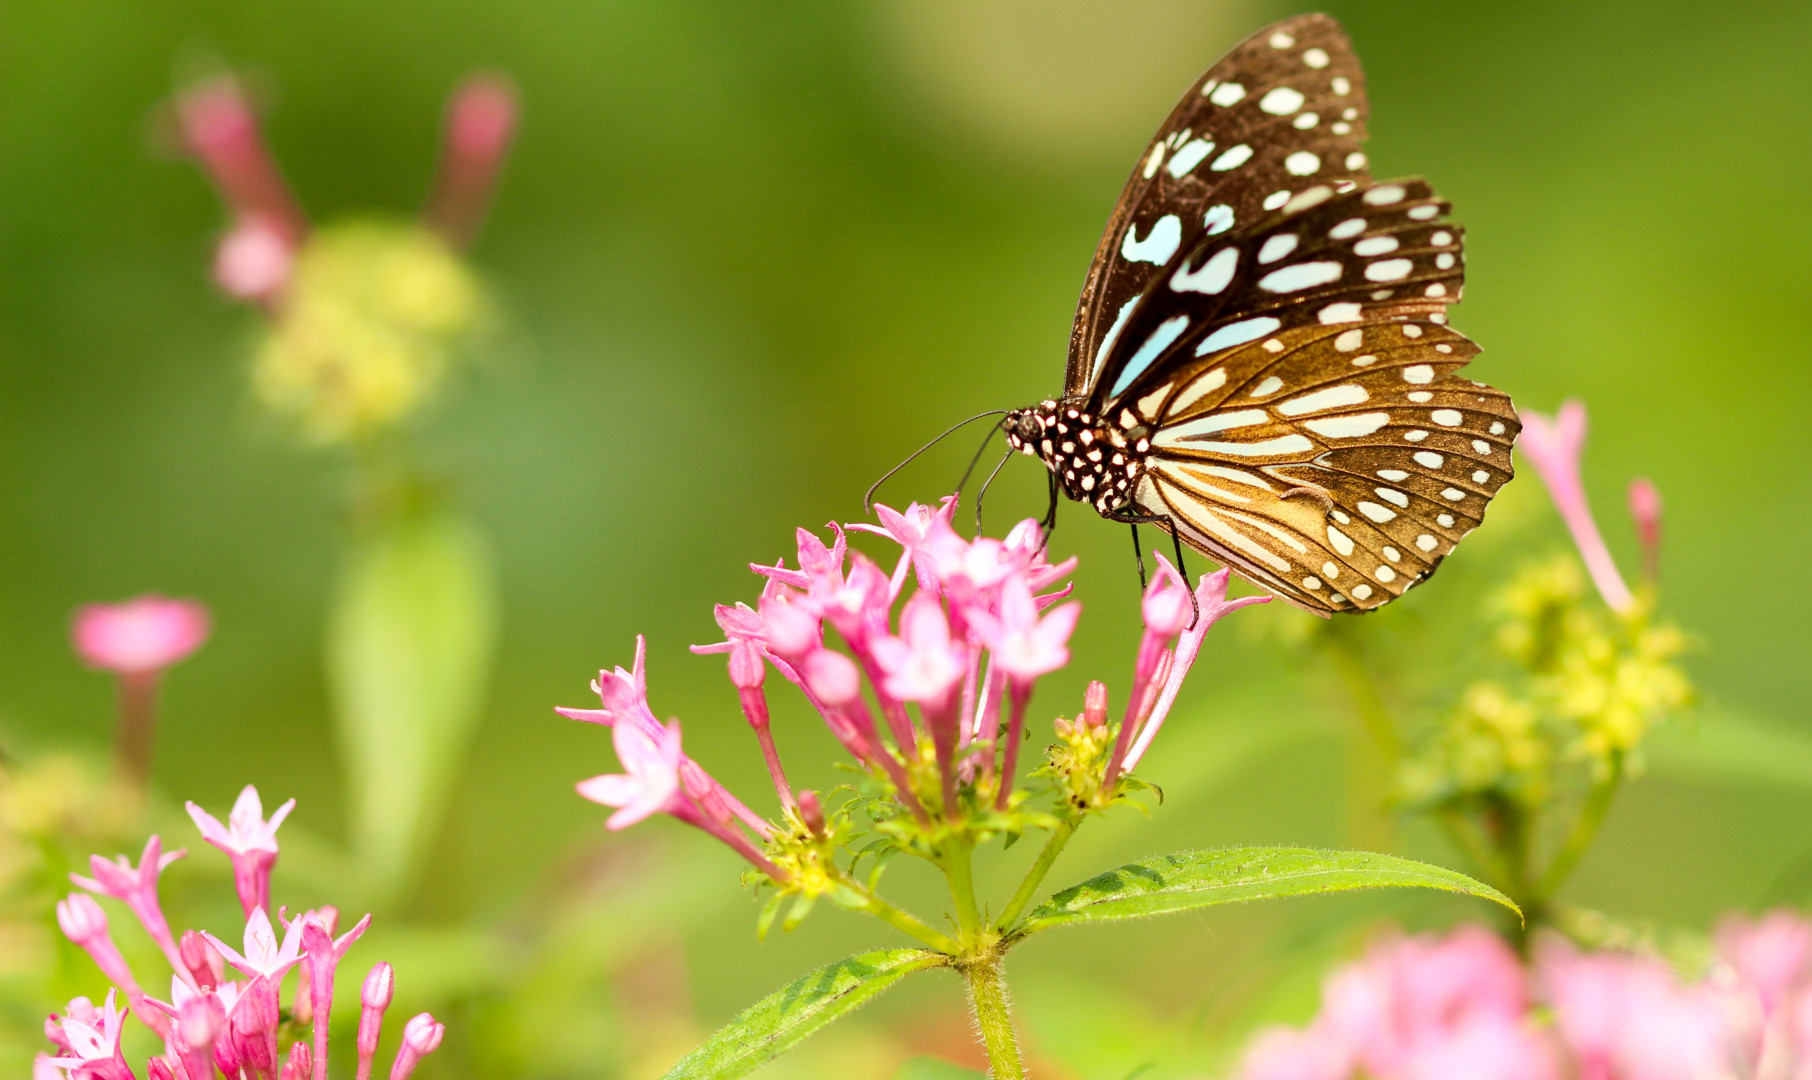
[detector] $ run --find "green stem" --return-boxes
[839,876,961,954]
[1536,751,1624,903]
[964,956,1025,1080]
[1438,805,1514,892]
[995,818,1076,933]
[944,839,984,946]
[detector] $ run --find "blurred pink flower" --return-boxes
[187,785,294,918]
[1517,401,1634,613]
[427,74,519,246]
[173,76,307,246]
[71,835,187,976]
[214,213,295,301]
[1537,938,1734,1080]
[56,894,145,1005]
[577,719,689,831]
[72,596,211,675]
[1628,477,1664,582]
[1719,911,1812,1022]
[1237,1025,1352,1080]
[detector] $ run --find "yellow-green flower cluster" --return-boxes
[1399,553,1692,808]
[253,221,484,444]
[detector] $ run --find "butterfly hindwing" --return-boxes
[1066,14,1372,400]
[1125,318,1517,614]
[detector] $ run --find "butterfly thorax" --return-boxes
[1005,399,1150,515]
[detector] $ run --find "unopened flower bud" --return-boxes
[1141,576,1190,638]
[357,962,395,1080]
[1628,477,1662,581]
[178,994,226,1053]
[759,594,820,658]
[728,640,766,690]
[1083,681,1108,729]
[180,930,219,990]
[282,1040,313,1080]
[404,1013,445,1055]
[797,790,825,837]
[56,893,108,944]
[147,1056,177,1080]
[363,961,395,1010]
[801,649,861,706]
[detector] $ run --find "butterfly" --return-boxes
[1002,13,1518,616]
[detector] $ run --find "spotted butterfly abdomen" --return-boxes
[1009,13,1518,616]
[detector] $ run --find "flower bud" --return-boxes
[797,790,825,837]
[1083,681,1108,729]
[801,649,861,706]
[56,893,108,944]
[178,994,226,1053]
[180,930,220,990]
[1628,477,1662,580]
[403,1013,445,1055]
[147,1056,177,1080]
[282,1041,313,1080]
[363,961,396,1010]
[728,640,765,691]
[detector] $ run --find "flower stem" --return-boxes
[995,818,1075,933]
[849,884,962,954]
[115,671,160,787]
[1536,750,1625,904]
[944,839,983,945]
[964,956,1025,1080]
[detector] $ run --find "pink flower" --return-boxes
[56,894,147,1012]
[300,909,372,1075]
[187,785,294,918]
[358,963,395,1080]
[871,593,967,708]
[577,719,689,831]
[144,977,227,1080]
[45,991,134,1080]
[1537,937,1734,1080]
[1517,401,1634,613]
[970,576,1080,683]
[71,835,187,975]
[173,77,308,247]
[72,596,211,675]
[202,906,306,984]
[1718,910,1812,1021]
[214,213,295,301]
[1235,1025,1351,1080]
[852,499,957,594]
[1395,1014,1558,1080]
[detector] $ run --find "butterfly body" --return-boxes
[1011,14,1518,616]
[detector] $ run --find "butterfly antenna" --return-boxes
[973,448,1014,534]
[864,409,1009,514]
[952,417,1007,501]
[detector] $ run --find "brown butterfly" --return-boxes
[1002,13,1517,615]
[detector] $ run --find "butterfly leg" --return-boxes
[1035,470,1060,555]
[1107,508,1200,627]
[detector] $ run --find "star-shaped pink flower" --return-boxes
[187,786,294,917]
[71,835,187,974]
[577,718,690,831]
[201,907,306,984]
[45,991,134,1080]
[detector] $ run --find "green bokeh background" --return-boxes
[2,0,1809,1075]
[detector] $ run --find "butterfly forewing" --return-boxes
[1066,13,1372,399]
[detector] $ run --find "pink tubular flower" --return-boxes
[577,719,689,831]
[214,213,296,302]
[871,592,967,709]
[301,909,372,1075]
[357,963,395,1080]
[426,74,518,246]
[1537,937,1734,1080]
[186,785,295,918]
[45,991,134,1080]
[970,576,1080,683]
[173,77,307,247]
[1517,401,1634,613]
[1235,1025,1351,1080]
[71,835,187,975]
[56,894,151,1023]
[72,597,211,674]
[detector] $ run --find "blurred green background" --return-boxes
[2,0,1810,1076]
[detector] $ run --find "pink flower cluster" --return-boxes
[558,501,1264,871]
[1233,915,1812,1080]
[173,71,516,304]
[40,786,442,1080]
[72,597,211,676]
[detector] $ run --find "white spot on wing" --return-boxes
[1171,247,1239,294]
[1142,144,1165,179]
[1402,365,1435,384]
[1185,435,1314,458]
[1416,534,1437,551]
[1263,190,1291,210]
[1166,369,1226,416]
[1304,412,1389,438]
[1209,82,1246,107]
[1413,451,1444,468]
[1259,261,1343,293]
[1250,376,1284,397]
[1329,218,1366,240]
[1122,215,1183,265]
[1211,145,1254,171]
[1203,204,1235,234]
[1284,151,1320,176]
[1431,409,1463,426]
[1327,525,1355,555]
[1375,487,1409,508]
[1358,501,1396,523]
[1334,329,1363,352]
[1354,236,1399,256]
[1277,384,1369,416]
[1153,410,1267,443]
[1364,259,1414,282]
[1363,185,1406,205]
[1318,302,1363,323]
[1166,139,1215,178]
[1090,296,1141,389]
[1196,317,1281,355]
[1259,87,1306,115]
[1332,76,1352,95]
[1258,234,1299,264]
[1303,47,1330,68]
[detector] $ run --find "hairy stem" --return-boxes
[944,839,984,946]
[965,956,1025,1080]
[850,885,962,955]
[996,818,1076,933]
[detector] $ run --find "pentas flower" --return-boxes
[561,501,1265,898]
[1628,476,1664,582]
[49,791,440,1080]
[1517,400,1634,613]
[186,785,295,918]
[72,597,212,675]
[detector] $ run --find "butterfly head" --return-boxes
[1005,399,1146,513]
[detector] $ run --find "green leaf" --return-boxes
[1016,847,1517,935]
[327,507,497,903]
[661,949,946,1080]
